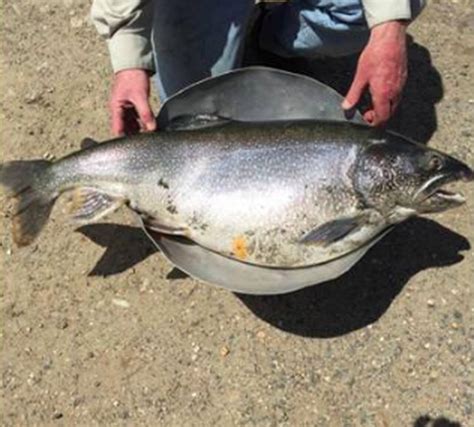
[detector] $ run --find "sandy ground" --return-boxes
[1,1,473,426]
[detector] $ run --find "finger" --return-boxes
[342,71,368,110]
[363,110,376,125]
[110,103,125,137]
[133,96,156,132]
[371,93,391,127]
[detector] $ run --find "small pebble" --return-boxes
[70,17,83,28]
[43,152,56,161]
[36,61,49,72]
[140,278,150,293]
[427,299,435,307]
[56,318,69,330]
[43,358,53,370]
[72,396,84,407]
[112,298,130,308]
[220,345,230,357]
[52,412,63,420]
[25,92,43,104]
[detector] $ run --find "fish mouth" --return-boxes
[415,170,472,213]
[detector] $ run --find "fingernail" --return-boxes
[341,100,351,109]
[344,108,355,120]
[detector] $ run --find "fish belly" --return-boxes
[150,137,380,267]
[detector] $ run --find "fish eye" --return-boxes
[428,154,444,171]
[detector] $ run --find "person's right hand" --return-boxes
[342,21,408,127]
[109,68,156,136]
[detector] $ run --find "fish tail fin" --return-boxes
[0,160,56,246]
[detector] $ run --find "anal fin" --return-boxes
[69,187,124,223]
[300,216,365,247]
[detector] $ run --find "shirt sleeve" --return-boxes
[90,0,155,73]
[361,0,412,28]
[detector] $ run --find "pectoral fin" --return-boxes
[300,216,365,246]
[69,187,125,223]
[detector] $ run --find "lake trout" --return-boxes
[1,120,472,268]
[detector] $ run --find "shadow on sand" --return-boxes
[78,217,469,338]
[414,415,463,427]
[77,224,157,276]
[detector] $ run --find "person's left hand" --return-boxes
[342,20,408,127]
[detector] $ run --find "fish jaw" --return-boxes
[415,187,467,214]
[413,165,473,214]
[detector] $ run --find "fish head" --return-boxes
[355,134,473,218]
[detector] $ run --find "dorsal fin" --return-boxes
[166,114,231,131]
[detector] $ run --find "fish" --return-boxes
[1,119,472,270]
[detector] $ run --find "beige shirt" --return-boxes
[91,0,414,73]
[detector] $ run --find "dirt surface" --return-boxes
[1,1,473,426]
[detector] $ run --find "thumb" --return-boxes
[342,72,368,110]
[134,97,156,131]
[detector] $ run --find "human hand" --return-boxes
[109,68,156,136]
[342,21,408,127]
